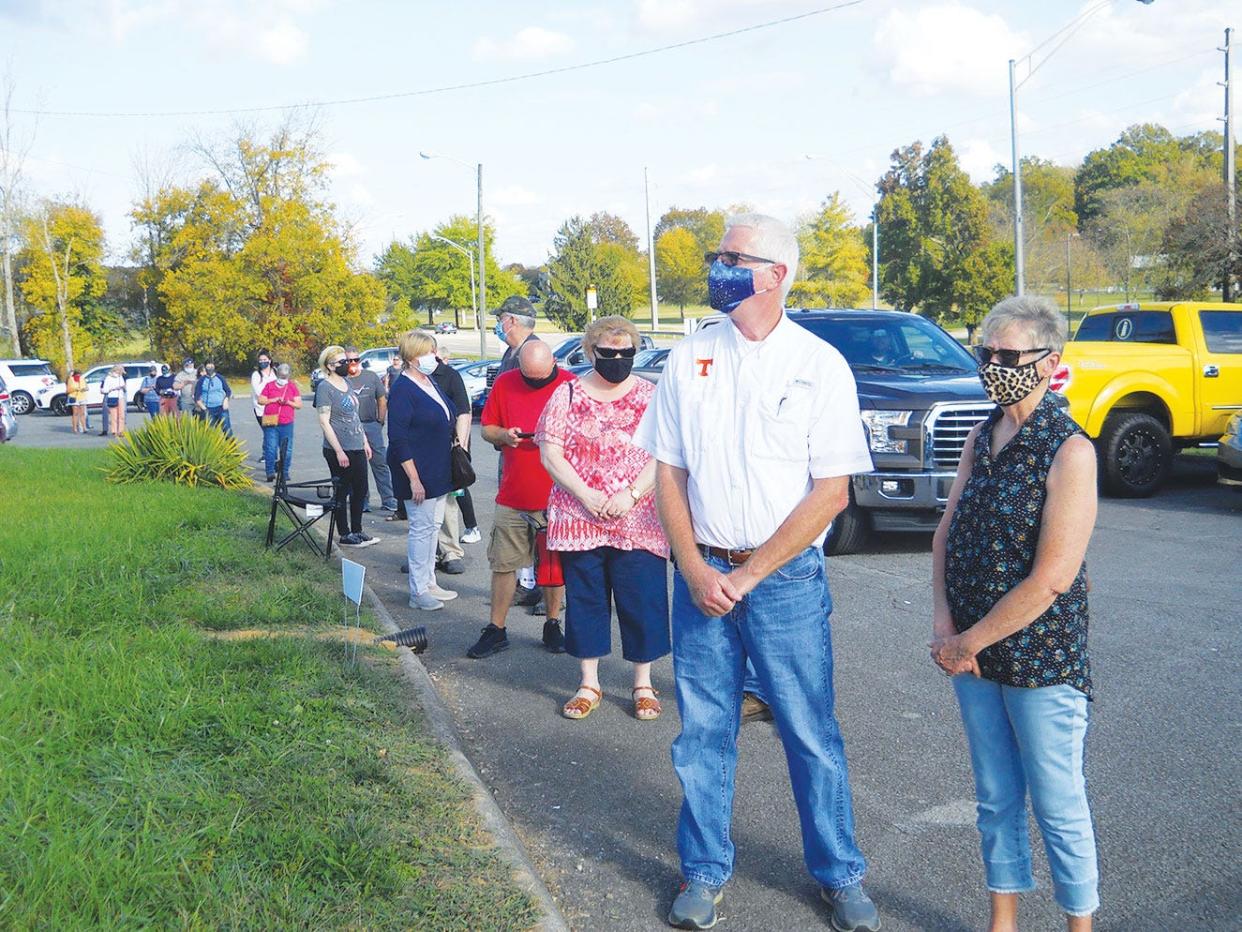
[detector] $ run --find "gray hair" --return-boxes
[275,362,292,379]
[980,295,1068,354]
[503,312,536,330]
[724,212,799,303]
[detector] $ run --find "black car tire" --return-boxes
[10,390,33,415]
[823,492,869,556]
[50,394,69,416]
[132,391,144,411]
[1098,412,1172,497]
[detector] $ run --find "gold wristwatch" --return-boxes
[629,486,642,501]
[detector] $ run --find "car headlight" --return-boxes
[860,410,913,454]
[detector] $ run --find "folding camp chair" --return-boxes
[265,439,341,559]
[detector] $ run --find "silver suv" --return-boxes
[0,359,57,415]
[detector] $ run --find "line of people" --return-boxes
[388,215,1101,932]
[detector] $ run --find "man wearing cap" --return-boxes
[494,295,541,376]
[174,358,198,419]
[635,213,880,931]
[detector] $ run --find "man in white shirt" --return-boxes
[635,213,880,932]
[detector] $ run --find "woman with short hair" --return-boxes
[140,366,160,418]
[537,315,670,721]
[315,344,376,549]
[387,329,458,611]
[102,364,128,436]
[66,369,88,433]
[932,294,1101,930]
[259,362,301,481]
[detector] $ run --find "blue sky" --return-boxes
[0,0,1233,267]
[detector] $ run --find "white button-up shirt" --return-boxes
[634,313,873,550]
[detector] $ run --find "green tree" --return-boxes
[542,216,634,331]
[18,201,111,372]
[789,194,870,308]
[653,206,725,254]
[655,227,703,314]
[1155,183,1242,299]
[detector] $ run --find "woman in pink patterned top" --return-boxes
[537,316,670,722]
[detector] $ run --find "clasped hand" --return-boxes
[928,633,981,677]
[577,487,635,521]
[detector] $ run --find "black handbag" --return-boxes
[450,439,476,490]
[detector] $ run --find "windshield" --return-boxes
[551,337,581,360]
[793,316,975,372]
[7,363,53,378]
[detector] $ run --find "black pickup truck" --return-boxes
[698,309,994,554]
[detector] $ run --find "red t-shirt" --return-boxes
[482,368,576,511]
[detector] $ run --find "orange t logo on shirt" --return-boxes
[696,358,713,377]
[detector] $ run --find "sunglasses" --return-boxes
[972,346,1051,368]
[704,250,776,267]
[345,356,361,363]
[594,346,637,359]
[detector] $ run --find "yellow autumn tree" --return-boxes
[789,193,871,309]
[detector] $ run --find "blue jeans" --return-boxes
[671,546,866,891]
[262,422,295,478]
[145,397,159,418]
[205,406,233,437]
[561,547,670,662]
[953,675,1098,917]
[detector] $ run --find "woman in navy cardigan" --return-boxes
[387,330,458,611]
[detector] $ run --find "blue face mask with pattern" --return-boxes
[708,260,759,314]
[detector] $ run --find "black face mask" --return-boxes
[333,360,351,377]
[521,366,559,390]
[593,357,633,384]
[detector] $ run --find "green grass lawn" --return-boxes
[0,449,537,930]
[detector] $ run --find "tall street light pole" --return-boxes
[430,234,477,331]
[420,151,487,358]
[644,167,659,331]
[1009,0,1157,297]
[1065,231,1080,329]
[1222,27,1236,301]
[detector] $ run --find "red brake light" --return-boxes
[1050,364,1070,394]
[0,391,9,402]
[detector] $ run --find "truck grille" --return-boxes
[927,403,994,468]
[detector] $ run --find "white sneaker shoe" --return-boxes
[426,584,458,602]
[409,593,443,611]
[461,527,482,544]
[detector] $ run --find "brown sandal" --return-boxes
[562,685,602,720]
[632,686,661,721]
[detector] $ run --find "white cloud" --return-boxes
[489,184,540,208]
[633,0,809,35]
[874,3,1027,97]
[635,0,698,33]
[957,138,1003,183]
[472,26,574,62]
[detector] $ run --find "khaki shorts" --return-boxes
[488,504,542,573]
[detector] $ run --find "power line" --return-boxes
[12,0,869,119]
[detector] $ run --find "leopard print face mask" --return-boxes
[978,357,1046,407]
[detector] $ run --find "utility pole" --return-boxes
[1009,58,1025,296]
[645,167,659,331]
[871,209,879,309]
[476,162,487,359]
[1223,27,1237,301]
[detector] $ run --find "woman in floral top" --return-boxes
[931,295,1101,930]
[537,316,670,722]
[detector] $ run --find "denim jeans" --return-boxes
[561,547,670,662]
[361,420,398,510]
[671,546,866,891]
[262,422,295,477]
[953,675,1098,917]
[205,406,233,437]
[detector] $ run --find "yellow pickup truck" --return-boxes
[1056,301,1242,496]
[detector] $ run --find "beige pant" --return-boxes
[437,495,464,562]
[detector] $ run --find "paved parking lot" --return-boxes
[12,404,1241,930]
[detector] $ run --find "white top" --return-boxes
[633,313,873,549]
[102,374,127,400]
[251,369,276,416]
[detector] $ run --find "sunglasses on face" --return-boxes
[594,346,637,359]
[345,356,361,363]
[972,346,1051,368]
[704,250,776,267]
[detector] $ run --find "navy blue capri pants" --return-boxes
[560,547,671,663]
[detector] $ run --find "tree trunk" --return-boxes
[1,239,19,355]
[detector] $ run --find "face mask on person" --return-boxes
[258,359,270,369]
[977,355,1048,407]
[275,377,288,387]
[205,367,216,378]
[333,359,351,377]
[416,353,439,375]
[521,367,559,390]
[708,260,773,314]
[592,347,635,384]
[493,318,508,342]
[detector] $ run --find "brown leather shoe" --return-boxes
[741,692,773,724]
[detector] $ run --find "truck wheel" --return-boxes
[823,493,869,556]
[1099,412,1172,497]
[50,395,69,416]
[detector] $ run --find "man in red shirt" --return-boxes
[471,340,576,659]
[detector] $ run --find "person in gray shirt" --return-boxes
[345,346,399,512]
[315,344,377,548]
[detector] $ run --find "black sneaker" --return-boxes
[542,619,566,654]
[528,596,547,617]
[338,533,362,546]
[467,624,510,659]
[352,533,379,549]
[438,558,466,575]
[514,584,541,607]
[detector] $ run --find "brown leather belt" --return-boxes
[698,544,754,566]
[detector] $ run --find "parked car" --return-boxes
[359,346,398,371]
[0,374,18,441]
[697,309,994,554]
[39,361,162,414]
[479,333,659,407]
[1057,301,1242,496]
[448,359,494,406]
[1218,412,1242,490]
[0,358,58,415]
[435,322,458,334]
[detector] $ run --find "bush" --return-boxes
[106,415,252,489]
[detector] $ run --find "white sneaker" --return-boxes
[426,584,458,601]
[409,593,443,611]
[461,527,482,544]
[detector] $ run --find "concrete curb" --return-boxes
[360,583,571,932]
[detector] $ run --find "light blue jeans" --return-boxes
[671,546,866,891]
[953,675,1098,917]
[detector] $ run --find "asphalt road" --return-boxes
[12,405,1242,930]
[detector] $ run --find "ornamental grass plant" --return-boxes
[106,414,252,489]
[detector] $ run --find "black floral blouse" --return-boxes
[945,392,1092,697]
